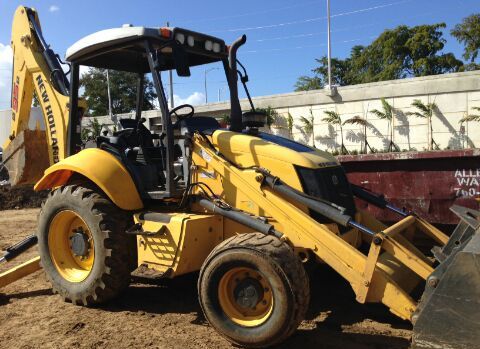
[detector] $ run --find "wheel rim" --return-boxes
[48,210,95,282]
[218,267,274,327]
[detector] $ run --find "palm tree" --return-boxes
[219,113,230,127]
[300,108,315,147]
[286,112,294,138]
[371,98,399,152]
[322,110,348,154]
[343,115,371,154]
[81,118,105,142]
[460,106,480,123]
[406,99,438,150]
[459,106,480,149]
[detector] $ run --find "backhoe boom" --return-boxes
[3,6,72,186]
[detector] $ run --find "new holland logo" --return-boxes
[36,74,60,163]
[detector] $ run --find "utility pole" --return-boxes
[106,69,113,118]
[326,0,332,89]
[204,67,218,104]
[218,86,226,102]
[167,21,174,108]
[325,0,336,96]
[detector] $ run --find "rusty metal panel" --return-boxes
[338,149,480,225]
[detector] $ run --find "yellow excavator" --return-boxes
[1,6,479,349]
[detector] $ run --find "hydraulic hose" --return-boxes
[262,175,375,236]
[197,197,283,239]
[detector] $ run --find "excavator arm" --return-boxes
[2,6,75,186]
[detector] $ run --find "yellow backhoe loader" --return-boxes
[1,6,479,349]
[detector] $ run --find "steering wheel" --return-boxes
[169,104,194,120]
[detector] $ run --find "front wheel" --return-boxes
[198,233,310,348]
[37,184,135,306]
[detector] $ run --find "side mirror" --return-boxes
[172,42,191,77]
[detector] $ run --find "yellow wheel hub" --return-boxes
[48,210,94,282]
[218,267,274,327]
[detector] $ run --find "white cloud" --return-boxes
[49,5,60,13]
[171,92,205,107]
[0,43,13,109]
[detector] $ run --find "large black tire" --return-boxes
[198,233,310,348]
[37,184,135,306]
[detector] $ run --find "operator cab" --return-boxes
[66,26,228,200]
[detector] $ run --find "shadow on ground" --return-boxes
[97,265,411,348]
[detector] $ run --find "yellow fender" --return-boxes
[34,148,143,210]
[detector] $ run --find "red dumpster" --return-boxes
[338,149,480,226]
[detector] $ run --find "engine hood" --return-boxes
[210,130,338,170]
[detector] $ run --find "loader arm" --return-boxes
[191,134,417,319]
[2,6,76,186]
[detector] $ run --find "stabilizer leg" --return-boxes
[0,256,41,289]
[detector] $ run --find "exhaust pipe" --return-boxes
[227,35,247,133]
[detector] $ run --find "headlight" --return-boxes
[175,33,185,44]
[205,40,213,51]
[212,42,221,53]
[187,36,195,47]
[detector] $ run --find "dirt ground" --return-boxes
[0,186,48,210]
[0,208,412,349]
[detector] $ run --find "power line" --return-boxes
[180,0,323,25]
[208,0,414,33]
[244,36,376,54]
[254,23,376,42]
[252,9,437,43]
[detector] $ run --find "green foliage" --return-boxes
[323,110,348,154]
[300,115,314,134]
[406,99,437,119]
[370,98,394,121]
[80,68,157,116]
[286,112,294,136]
[406,99,439,150]
[371,98,399,151]
[300,109,315,147]
[294,76,322,91]
[220,113,230,125]
[451,14,480,63]
[343,115,367,127]
[460,106,480,123]
[295,23,464,91]
[343,115,369,154]
[322,110,342,125]
[81,118,104,142]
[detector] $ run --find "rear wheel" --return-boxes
[37,184,135,305]
[198,233,310,348]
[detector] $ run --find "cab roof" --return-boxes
[65,26,228,73]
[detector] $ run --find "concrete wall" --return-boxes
[193,70,480,152]
[4,71,478,153]
[90,71,480,152]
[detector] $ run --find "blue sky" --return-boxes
[0,0,479,109]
